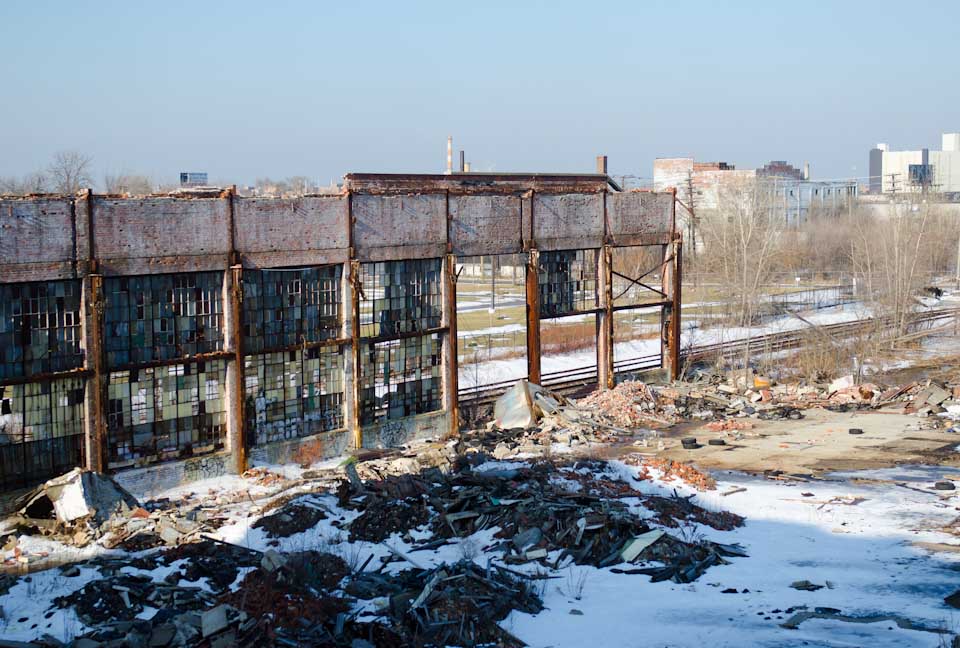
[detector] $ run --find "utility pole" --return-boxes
[685,171,697,260]
[888,172,900,198]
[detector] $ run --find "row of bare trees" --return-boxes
[0,151,158,196]
[688,178,959,379]
[0,151,95,195]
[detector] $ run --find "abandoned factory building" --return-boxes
[0,173,681,499]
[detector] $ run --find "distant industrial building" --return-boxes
[869,133,960,195]
[179,171,208,187]
[653,157,857,231]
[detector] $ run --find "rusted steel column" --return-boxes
[661,237,683,381]
[597,245,615,389]
[83,274,107,473]
[225,265,247,473]
[671,238,683,380]
[442,254,460,438]
[349,260,363,449]
[340,259,357,451]
[525,249,542,385]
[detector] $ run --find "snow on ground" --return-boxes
[4,455,960,646]
[459,302,875,387]
[502,463,960,648]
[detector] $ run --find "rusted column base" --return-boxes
[525,250,541,385]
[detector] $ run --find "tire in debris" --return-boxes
[934,481,956,491]
[681,437,699,450]
[707,439,726,446]
[848,428,864,435]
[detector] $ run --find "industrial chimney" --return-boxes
[445,136,453,175]
[803,162,810,181]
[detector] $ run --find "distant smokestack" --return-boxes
[803,161,810,181]
[464,161,471,172]
[446,136,453,175]
[596,155,608,175]
[459,150,465,173]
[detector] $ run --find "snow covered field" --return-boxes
[459,302,873,388]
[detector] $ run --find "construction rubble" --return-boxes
[0,451,749,648]
[482,373,960,458]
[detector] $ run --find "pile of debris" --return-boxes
[348,561,543,648]
[12,468,140,547]
[576,381,667,428]
[340,457,746,578]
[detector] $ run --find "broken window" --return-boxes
[455,254,527,393]
[242,266,342,353]
[360,259,441,339]
[106,360,227,466]
[0,280,83,379]
[538,250,597,317]
[104,273,224,366]
[241,265,345,446]
[244,347,344,446]
[610,246,668,373]
[0,377,85,491]
[359,334,441,424]
[357,259,444,426]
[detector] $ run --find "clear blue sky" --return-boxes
[1,0,957,186]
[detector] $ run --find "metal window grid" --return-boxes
[359,259,442,339]
[538,249,598,317]
[105,360,227,464]
[0,280,83,380]
[104,272,224,367]
[243,347,344,446]
[0,377,85,490]
[242,266,342,353]
[359,334,441,424]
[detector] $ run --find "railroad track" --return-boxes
[457,307,960,407]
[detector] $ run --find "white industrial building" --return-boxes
[869,133,960,195]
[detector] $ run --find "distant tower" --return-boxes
[445,136,453,175]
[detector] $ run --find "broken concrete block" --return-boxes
[829,375,854,393]
[261,549,287,572]
[201,605,229,638]
[494,380,537,429]
[15,468,140,539]
[492,443,513,460]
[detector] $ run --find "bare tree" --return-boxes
[286,176,312,196]
[48,151,93,194]
[699,177,783,384]
[849,200,940,337]
[104,173,154,195]
[0,171,49,195]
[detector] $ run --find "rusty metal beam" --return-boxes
[348,191,364,450]
[597,245,614,389]
[228,265,247,473]
[671,237,683,381]
[444,254,460,439]
[526,249,541,385]
[0,367,91,388]
[344,173,611,196]
[87,274,107,473]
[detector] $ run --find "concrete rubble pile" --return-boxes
[12,468,140,548]
[340,458,746,574]
[7,469,235,555]
[0,451,749,648]
[485,373,960,456]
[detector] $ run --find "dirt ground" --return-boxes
[593,406,960,476]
